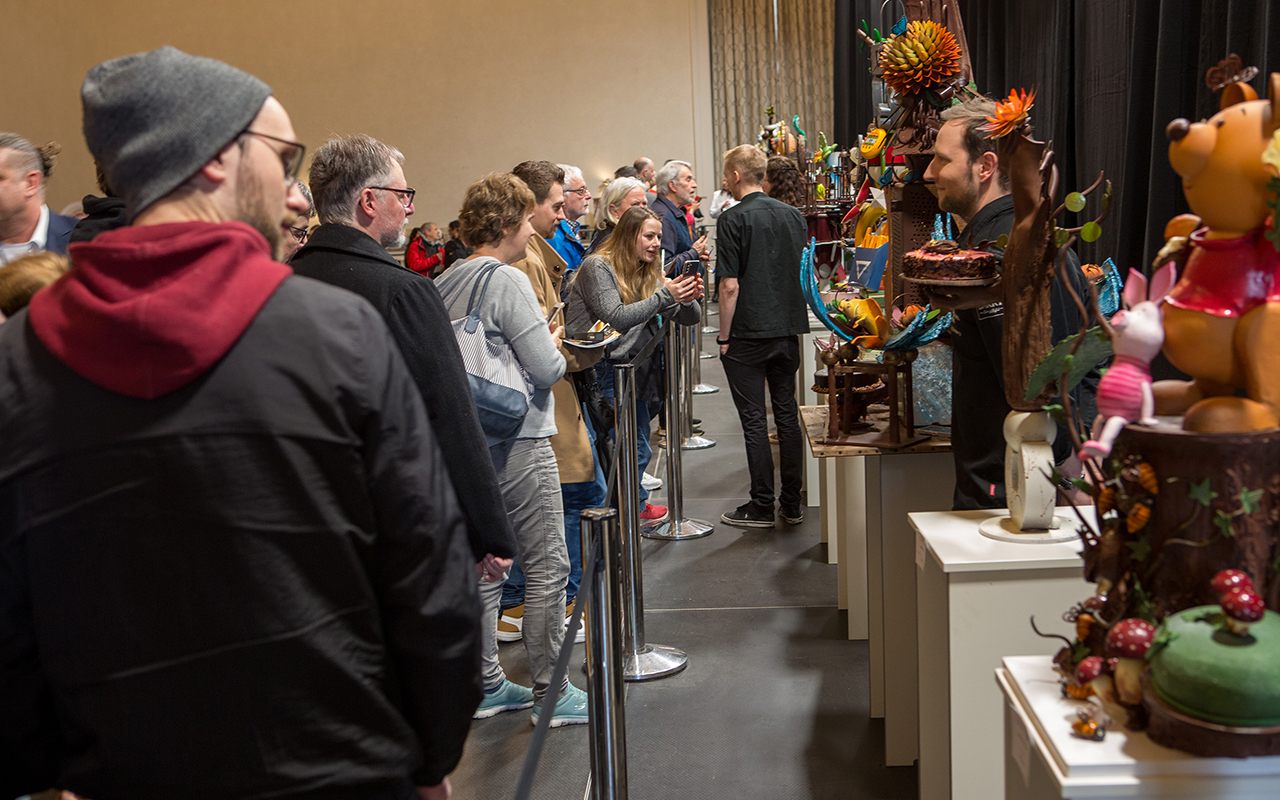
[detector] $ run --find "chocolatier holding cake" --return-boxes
[921,97,1096,510]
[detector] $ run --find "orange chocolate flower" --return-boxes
[982,87,1036,138]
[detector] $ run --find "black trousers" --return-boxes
[720,336,804,512]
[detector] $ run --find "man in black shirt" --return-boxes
[923,98,1093,510]
[716,144,811,527]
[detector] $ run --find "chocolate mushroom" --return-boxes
[1074,655,1114,703]
[1221,585,1266,636]
[1210,568,1253,595]
[1105,618,1156,705]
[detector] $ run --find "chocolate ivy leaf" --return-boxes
[1213,509,1236,538]
[1238,487,1264,515]
[1126,539,1152,561]
[1187,478,1218,507]
[1065,192,1087,213]
[1026,327,1113,401]
[1081,221,1103,243]
[1071,640,1092,662]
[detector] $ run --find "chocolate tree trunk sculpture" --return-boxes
[996,129,1059,410]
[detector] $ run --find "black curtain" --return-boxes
[833,0,1280,272]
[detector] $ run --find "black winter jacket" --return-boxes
[0,276,481,798]
[291,224,516,560]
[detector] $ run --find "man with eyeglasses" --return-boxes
[280,178,313,262]
[0,48,480,800]
[549,164,590,285]
[290,134,518,639]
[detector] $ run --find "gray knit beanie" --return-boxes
[81,46,272,219]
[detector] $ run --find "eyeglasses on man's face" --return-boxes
[369,186,416,209]
[241,130,307,185]
[564,186,590,197]
[289,226,309,243]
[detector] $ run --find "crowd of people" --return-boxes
[0,37,1105,800]
[0,44,825,800]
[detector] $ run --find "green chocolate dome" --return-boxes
[1148,606,1280,727]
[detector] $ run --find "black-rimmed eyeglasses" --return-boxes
[289,226,309,243]
[241,130,307,184]
[369,186,416,208]
[564,186,590,197]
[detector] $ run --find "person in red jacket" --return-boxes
[407,220,446,277]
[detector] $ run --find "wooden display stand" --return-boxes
[823,349,929,449]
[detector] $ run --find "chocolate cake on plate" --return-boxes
[901,239,998,282]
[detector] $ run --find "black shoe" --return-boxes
[780,507,804,524]
[721,502,774,529]
[692,418,701,425]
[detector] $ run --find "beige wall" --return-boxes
[7,0,716,228]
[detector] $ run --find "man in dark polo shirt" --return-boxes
[715,144,809,528]
[923,98,1094,510]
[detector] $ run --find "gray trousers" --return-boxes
[481,437,569,700]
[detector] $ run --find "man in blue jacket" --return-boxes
[0,133,77,264]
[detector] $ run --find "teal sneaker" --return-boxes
[530,684,589,728]
[474,679,535,719]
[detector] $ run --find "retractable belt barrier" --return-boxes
[514,322,683,800]
[642,318,714,542]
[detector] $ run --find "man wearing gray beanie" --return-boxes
[0,47,479,800]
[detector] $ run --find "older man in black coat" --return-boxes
[291,134,516,571]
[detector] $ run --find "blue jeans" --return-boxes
[600,362,652,505]
[502,408,607,606]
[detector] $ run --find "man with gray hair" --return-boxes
[549,163,590,279]
[290,135,518,584]
[651,159,708,276]
[0,134,78,264]
[1,47,477,799]
[279,178,313,262]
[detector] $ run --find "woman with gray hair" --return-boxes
[586,176,649,255]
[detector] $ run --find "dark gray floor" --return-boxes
[450,318,918,799]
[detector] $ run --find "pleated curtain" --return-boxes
[710,0,835,158]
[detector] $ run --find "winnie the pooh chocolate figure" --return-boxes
[1156,72,1280,432]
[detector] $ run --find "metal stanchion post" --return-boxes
[701,262,719,335]
[581,508,627,800]
[643,327,714,541]
[614,362,688,681]
[679,319,716,449]
[691,288,718,394]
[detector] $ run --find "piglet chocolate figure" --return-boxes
[1080,264,1178,460]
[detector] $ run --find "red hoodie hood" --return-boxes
[28,221,291,399]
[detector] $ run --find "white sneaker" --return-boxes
[641,472,663,491]
[564,601,586,643]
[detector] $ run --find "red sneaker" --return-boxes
[639,503,669,522]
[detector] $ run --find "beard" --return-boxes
[234,161,286,260]
[379,223,406,250]
[936,174,981,223]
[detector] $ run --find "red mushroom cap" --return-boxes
[1105,618,1157,659]
[1075,655,1106,684]
[1211,569,1253,596]
[1222,585,1266,623]
[1105,657,1119,674]
[1081,596,1105,612]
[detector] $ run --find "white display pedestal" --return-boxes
[913,508,1093,799]
[998,655,1280,799]
[800,405,953,765]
